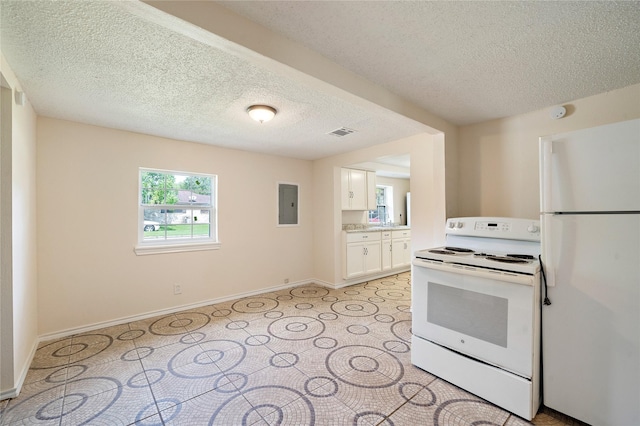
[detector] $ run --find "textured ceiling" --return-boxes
[0,0,428,160]
[219,0,640,126]
[1,1,639,162]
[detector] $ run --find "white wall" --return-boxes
[36,117,314,336]
[0,55,39,399]
[457,83,640,218]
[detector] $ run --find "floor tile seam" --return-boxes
[255,341,284,359]
[239,386,312,425]
[289,364,323,383]
[284,384,363,425]
[136,329,191,343]
[66,347,138,369]
[425,379,508,421]
[139,360,167,425]
[0,398,43,426]
[61,375,131,402]
[220,323,258,342]
[154,387,229,424]
[128,314,180,331]
[192,329,251,345]
[343,325,394,341]
[375,382,437,426]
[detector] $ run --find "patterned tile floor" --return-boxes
[1,272,583,425]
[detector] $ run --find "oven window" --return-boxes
[427,282,508,348]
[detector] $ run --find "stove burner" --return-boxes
[429,249,456,255]
[444,246,475,253]
[507,254,536,260]
[486,255,530,264]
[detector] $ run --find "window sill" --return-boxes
[134,241,221,256]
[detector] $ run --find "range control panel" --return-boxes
[474,220,510,232]
[446,217,540,241]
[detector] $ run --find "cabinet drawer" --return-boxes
[381,231,392,240]
[346,232,381,243]
[392,230,411,239]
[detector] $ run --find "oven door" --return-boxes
[412,258,538,378]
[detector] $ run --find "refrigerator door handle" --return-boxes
[539,136,553,213]
[540,213,556,287]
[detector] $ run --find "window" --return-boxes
[368,185,394,224]
[135,168,218,255]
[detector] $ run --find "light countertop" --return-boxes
[344,225,410,233]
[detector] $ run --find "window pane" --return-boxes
[376,187,385,205]
[192,176,211,194]
[193,224,210,239]
[164,189,179,205]
[141,171,165,189]
[143,208,165,240]
[194,210,210,225]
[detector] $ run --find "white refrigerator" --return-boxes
[539,118,640,426]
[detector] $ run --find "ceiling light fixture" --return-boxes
[247,105,277,123]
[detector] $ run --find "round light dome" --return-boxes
[247,105,277,123]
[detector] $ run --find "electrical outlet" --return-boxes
[284,278,289,284]
[174,284,182,295]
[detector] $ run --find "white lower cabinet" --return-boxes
[381,231,392,271]
[344,232,382,279]
[343,229,410,279]
[391,230,412,268]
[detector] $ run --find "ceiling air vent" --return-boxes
[328,127,356,137]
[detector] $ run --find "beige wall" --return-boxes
[0,55,39,398]
[457,83,640,219]
[36,118,314,336]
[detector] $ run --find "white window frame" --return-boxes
[134,168,220,255]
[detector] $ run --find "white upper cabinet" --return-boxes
[341,168,376,210]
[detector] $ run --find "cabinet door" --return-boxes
[401,239,411,265]
[349,169,368,210]
[392,239,408,268]
[341,168,352,210]
[381,240,392,270]
[363,241,382,275]
[346,242,365,278]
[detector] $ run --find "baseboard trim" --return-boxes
[336,267,410,288]
[38,277,323,343]
[0,338,39,401]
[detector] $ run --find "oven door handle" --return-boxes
[412,258,536,286]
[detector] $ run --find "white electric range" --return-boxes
[412,217,542,420]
